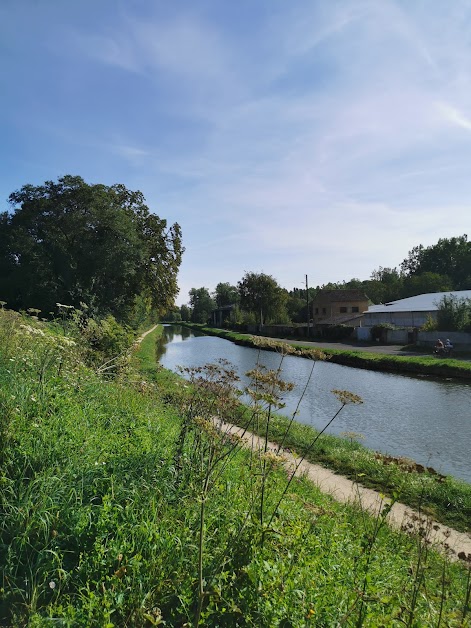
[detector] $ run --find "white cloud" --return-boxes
[436,102,471,132]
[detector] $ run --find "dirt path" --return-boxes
[218,419,471,563]
[136,324,159,344]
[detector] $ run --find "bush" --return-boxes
[421,315,438,331]
[81,315,134,360]
[436,294,471,331]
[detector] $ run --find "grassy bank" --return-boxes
[179,322,471,380]
[152,327,471,534]
[1,313,471,626]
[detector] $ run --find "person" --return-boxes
[434,339,444,355]
[444,338,453,355]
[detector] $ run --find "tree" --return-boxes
[161,306,182,322]
[180,304,191,321]
[401,235,471,289]
[286,293,307,323]
[400,272,452,298]
[237,272,288,327]
[189,287,215,324]
[368,267,403,302]
[213,282,239,307]
[0,176,183,320]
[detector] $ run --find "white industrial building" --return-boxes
[362,290,471,328]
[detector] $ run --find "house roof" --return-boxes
[366,290,471,314]
[315,289,369,302]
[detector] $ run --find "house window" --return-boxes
[340,306,347,313]
[315,307,319,315]
[322,308,326,315]
[352,306,359,313]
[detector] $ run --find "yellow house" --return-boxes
[311,289,370,326]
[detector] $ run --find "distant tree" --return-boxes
[401,235,471,289]
[161,306,182,322]
[238,272,288,327]
[213,282,239,307]
[0,175,183,321]
[400,272,452,298]
[400,244,425,277]
[189,287,215,323]
[180,304,191,321]
[369,267,403,302]
[360,280,387,304]
[342,278,364,289]
[287,287,317,323]
[286,293,306,323]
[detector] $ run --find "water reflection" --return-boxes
[156,325,203,359]
[158,326,471,483]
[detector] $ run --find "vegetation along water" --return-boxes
[159,325,471,485]
[1,311,471,626]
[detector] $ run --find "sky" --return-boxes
[1,1,471,306]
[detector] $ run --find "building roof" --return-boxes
[314,289,369,302]
[366,290,471,314]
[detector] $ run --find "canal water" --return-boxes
[158,325,471,483]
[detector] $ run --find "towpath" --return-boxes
[217,418,471,564]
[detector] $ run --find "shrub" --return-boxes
[436,294,471,331]
[421,314,438,331]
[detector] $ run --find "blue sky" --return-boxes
[2,1,471,305]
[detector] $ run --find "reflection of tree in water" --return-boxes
[157,324,203,361]
[155,333,167,360]
[163,326,176,343]
[180,326,192,340]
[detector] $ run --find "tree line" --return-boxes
[167,234,471,326]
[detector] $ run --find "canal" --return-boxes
[158,325,471,483]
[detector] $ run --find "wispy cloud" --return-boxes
[436,102,471,132]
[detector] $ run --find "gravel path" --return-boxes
[218,419,471,564]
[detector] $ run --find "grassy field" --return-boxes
[1,312,471,626]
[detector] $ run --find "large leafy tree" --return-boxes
[189,287,215,323]
[401,272,452,298]
[238,272,288,326]
[213,282,239,307]
[0,176,183,319]
[401,235,471,290]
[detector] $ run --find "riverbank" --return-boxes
[2,312,471,625]
[154,324,471,534]
[179,322,471,380]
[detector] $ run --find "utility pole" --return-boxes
[306,274,310,337]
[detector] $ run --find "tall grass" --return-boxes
[0,311,470,626]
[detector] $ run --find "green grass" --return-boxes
[1,312,471,626]
[134,323,164,375]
